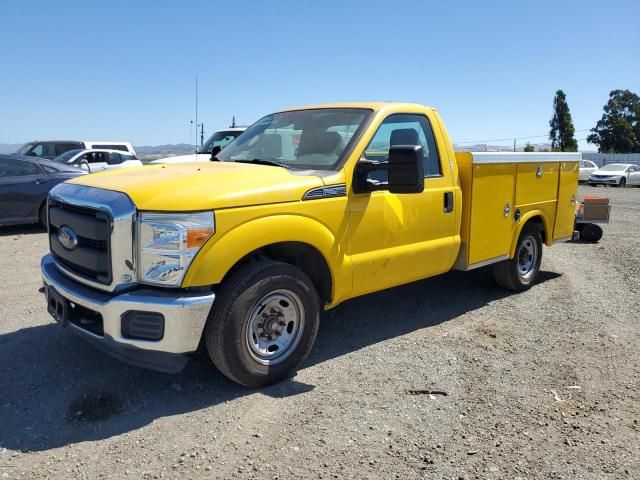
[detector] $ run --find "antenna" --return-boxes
[195,75,198,154]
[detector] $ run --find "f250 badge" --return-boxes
[58,226,79,250]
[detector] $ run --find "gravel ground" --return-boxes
[0,185,638,480]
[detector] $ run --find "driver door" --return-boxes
[348,112,458,297]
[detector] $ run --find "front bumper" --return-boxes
[41,254,215,373]
[588,177,620,185]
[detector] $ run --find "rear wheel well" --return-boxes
[221,242,333,305]
[524,216,546,244]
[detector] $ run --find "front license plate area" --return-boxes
[46,286,70,326]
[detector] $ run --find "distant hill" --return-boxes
[454,143,554,152]
[133,143,194,161]
[134,143,192,154]
[0,144,22,154]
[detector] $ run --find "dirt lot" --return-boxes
[0,185,638,480]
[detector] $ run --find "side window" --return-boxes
[92,144,128,152]
[42,165,59,173]
[0,159,40,177]
[83,152,107,164]
[29,144,56,157]
[55,143,82,156]
[107,152,123,165]
[363,114,441,178]
[579,161,586,168]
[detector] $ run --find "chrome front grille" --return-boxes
[48,183,137,293]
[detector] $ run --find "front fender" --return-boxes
[183,214,351,302]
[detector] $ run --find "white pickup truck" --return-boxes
[151,128,246,164]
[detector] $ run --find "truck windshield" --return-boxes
[198,130,244,154]
[15,143,35,155]
[52,149,83,163]
[216,108,371,170]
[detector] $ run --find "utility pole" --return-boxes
[200,123,205,147]
[513,139,516,152]
[231,116,236,128]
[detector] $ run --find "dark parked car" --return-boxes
[0,154,86,227]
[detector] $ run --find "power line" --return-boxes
[455,129,591,144]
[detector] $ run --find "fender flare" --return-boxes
[509,210,552,258]
[183,214,348,298]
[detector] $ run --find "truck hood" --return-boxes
[67,162,325,210]
[149,153,211,164]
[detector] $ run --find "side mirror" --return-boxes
[387,145,424,194]
[210,145,222,161]
[78,159,91,173]
[353,145,424,194]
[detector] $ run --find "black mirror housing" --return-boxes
[210,145,222,160]
[388,145,424,194]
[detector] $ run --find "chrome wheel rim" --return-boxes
[518,236,538,279]
[245,289,305,365]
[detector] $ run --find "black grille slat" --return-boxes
[49,207,110,241]
[50,235,109,273]
[49,200,112,285]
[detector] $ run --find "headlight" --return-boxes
[138,211,214,286]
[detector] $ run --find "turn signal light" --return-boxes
[187,226,214,248]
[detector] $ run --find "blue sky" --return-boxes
[1,0,638,150]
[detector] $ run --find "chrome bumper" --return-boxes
[41,254,215,372]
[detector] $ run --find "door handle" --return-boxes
[34,179,45,185]
[443,191,453,213]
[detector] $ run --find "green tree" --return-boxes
[523,142,535,152]
[549,90,578,152]
[587,89,640,153]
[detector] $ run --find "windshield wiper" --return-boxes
[235,158,291,169]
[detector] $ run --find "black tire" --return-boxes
[581,223,603,243]
[619,177,626,188]
[588,183,597,187]
[39,203,48,228]
[493,225,543,292]
[204,260,320,388]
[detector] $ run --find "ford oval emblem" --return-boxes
[58,226,79,250]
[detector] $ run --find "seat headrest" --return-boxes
[258,133,282,158]
[298,130,342,155]
[390,128,419,146]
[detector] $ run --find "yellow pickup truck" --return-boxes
[41,102,580,386]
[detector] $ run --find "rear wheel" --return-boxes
[205,260,320,387]
[581,223,603,243]
[493,225,542,292]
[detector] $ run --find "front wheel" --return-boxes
[619,177,627,188]
[493,225,543,292]
[39,203,48,228]
[204,260,320,387]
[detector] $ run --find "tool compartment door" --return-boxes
[515,162,560,206]
[553,161,579,240]
[468,163,516,265]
